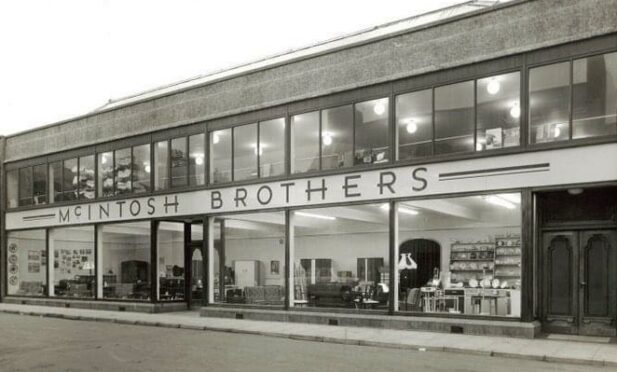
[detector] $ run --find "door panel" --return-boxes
[542,230,616,336]
[579,230,616,336]
[543,232,577,334]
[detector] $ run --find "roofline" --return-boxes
[6,0,520,139]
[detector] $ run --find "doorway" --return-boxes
[399,239,441,291]
[541,230,616,336]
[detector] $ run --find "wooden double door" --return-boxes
[542,230,617,336]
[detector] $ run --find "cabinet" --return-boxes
[234,260,260,288]
[449,242,495,283]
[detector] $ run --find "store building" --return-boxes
[2,0,617,338]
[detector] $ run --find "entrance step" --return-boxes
[545,333,614,344]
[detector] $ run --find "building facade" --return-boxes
[2,0,617,337]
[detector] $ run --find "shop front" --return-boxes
[4,143,617,336]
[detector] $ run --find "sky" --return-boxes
[0,0,468,136]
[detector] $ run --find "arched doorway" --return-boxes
[399,239,441,291]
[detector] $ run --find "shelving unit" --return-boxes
[449,242,495,283]
[493,235,521,284]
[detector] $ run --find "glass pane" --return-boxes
[33,164,47,205]
[291,111,320,174]
[396,90,433,160]
[548,235,573,315]
[398,193,522,317]
[355,98,389,165]
[49,161,62,203]
[212,212,285,307]
[78,155,95,200]
[259,118,285,178]
[233,123,258,181]
[292,204,389,311]
[573,52,617,139]
[585,234,610,316]
[6,169,18,208]
[97,152,114,197]
[210,129,232,184]
[476,72,521,151]
[19,167,33,207]
[171,137,188,188]
[50,226,95,298]
[435,81,475,155]
[154,141,169,190]
[321,105,353,170]
[63,158,78,201]
[189,133,205,186]
[192,248,204,302]
[529,62,570,143]
[100,221,151,300]
[133,144,151,193]
[158,222,185,301]
[7,230,47,296]
[114,148,132,195]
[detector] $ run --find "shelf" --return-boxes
[495,263,521,266]
[451,259,494,262]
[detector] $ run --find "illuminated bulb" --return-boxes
[144,165,151,173]
[553,125,561,138]
[476,142,484,151]
[195,156,204,165]
[373,101,386,115]
[405,120,417,134]
[253,144,263,156]
[509,103,521,119]
[101,155,108,165]
[212,132,220,144]
[487,78,500,95]
[322,132,333,146]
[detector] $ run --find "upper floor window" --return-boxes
[291,111,319,173]
[78,155,95,200]
[210,118,286,184]
[133,144,151,193]
[19,167,33,206]
[189,133,205,186]
[171,137,188,187]
[396,72,521,159]
[529,52,617,143]
[354,98,390,165]
[98,144,151,197]
[6,169,18,208]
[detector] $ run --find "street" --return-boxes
[0,313,611,372]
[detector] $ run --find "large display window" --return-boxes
[97,221,151,300]
[395,193,522,317]
[210,212,285,307]
[50,226,95,298]
[6,230,47,296]
[290,204,389,310]
[157,222,185,301]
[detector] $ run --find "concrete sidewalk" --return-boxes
[0,303,615,367]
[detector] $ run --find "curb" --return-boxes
[0,308,614,367]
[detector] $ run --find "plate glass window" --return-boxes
[154,141,169,190]
[573,52,617,139]
[397,89,433,160]
[133,144,151,193]
[6,230,47,296]
[50,226,95,298]
[210,129,232,184]
[259,118,285,178]
[529,62,570,143]
[233,124,258,181]
[354,98,389,165]
[171,137,188,187]
[114,148,132,195]
[476,72,521,151]
[189,133,205,186]
[157,222,185,301]
[79,155,95,200]
[321,105,353,170]
[434,81,475,155]
[291,111,320,174]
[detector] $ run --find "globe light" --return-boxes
[212,132,220,144]
[373,101,386,115]
[322,132,333,146]
[405,120,417,134]
[487,78,500,95]
[195,155,204,165]
[509,103,521,119]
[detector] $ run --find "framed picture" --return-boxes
[270,260,280,275]
[28,262,40,273]
[28,250,40,261]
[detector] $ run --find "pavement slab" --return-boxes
[0,303,615,367]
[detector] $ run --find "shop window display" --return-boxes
[210,212,285,306]
[291,204,389,310]
[98,221,151,300]
[50,226,95,298]
[6,230,47,296]
[157,222,185,301]
[396,193,521,317]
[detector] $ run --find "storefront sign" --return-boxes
[6,143,617,230]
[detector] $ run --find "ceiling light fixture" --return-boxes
[485,195,515,209]
[567,188,584,195]
[295,211,336,220]
[380,203,419,215]
[405,119,417,134]
[487,78,500,95]
[322,132,333,146]
[212,132,220,144]
[195,155,204,165]
[373,101,386,116]
[509,103,521,119]
[144,164,151,173]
